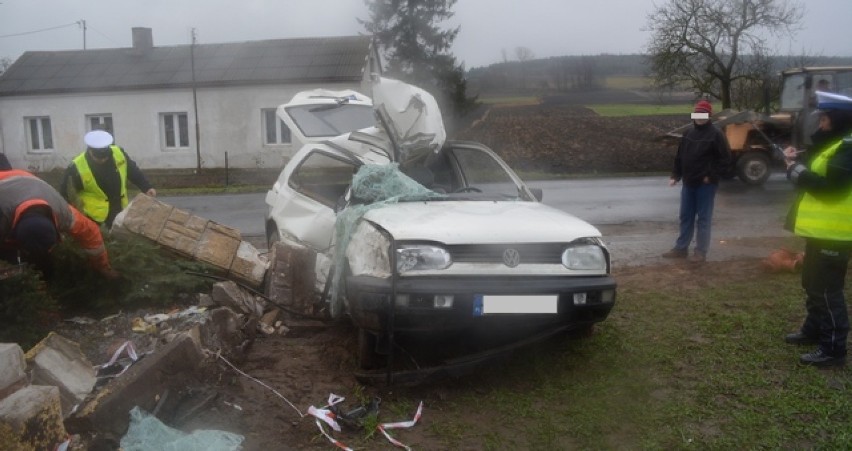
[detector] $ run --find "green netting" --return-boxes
[328,163,441,317]
[121,406,244,450]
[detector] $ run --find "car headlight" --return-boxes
[346,221,391,278]
[396,245,452,273]
[561,244,606,270]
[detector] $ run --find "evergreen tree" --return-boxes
[360,0,477,126]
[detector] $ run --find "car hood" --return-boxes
[371,77,447,163]
[360,201,601,244]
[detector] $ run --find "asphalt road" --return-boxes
[160,172,797,267]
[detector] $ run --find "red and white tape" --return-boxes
[308,394,423,451]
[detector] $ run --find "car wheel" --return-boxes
[357,328,380,370]
[736,152,770,185]
[266,225,281,250]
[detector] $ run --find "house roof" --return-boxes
[0,35,374,97]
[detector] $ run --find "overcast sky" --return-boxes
[1,0,850,69]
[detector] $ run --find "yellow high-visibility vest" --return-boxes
[72,146,128,223]
[795,137,852,240]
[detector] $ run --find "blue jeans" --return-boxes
[674,183,717,255]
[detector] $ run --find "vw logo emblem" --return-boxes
[503,248,520,267]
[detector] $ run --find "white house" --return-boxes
[0,28,379,171]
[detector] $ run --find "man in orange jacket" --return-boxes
[0,168,116,279]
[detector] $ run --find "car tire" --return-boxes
[736,152,771,185]
[357,328,381,370]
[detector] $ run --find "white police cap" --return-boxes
[84,130,113,149]
[816,91,852,112]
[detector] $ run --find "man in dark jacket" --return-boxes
[60,130,156,229]
[781,91,852,367]
[662,100,732,263]
[1,169,116,279]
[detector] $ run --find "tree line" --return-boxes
[466,54,852,97]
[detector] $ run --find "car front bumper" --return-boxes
[345,274,617,334]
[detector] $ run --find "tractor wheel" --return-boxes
[736,152,771,186]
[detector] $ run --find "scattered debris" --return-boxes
[308,393,424,451]
[25,333,96,416]
[0,385,66,450]
[762,248,804,273]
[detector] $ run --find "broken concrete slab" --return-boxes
[211,281,265,317]
[0,385,66,450]
[265,241,321,317]
[0,343,27,400]
[113,194,268,288]
[65,331,205,436]
[195,308,251,362]
[231,241,269,288]
[25,333,96,417]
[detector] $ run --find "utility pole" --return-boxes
[190,28,201,172]
[77,19,86,49]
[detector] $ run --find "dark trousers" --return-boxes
[674,183,717,255]
[800,239,850,357]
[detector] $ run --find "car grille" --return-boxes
[447,243,566,264]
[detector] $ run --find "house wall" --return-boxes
[0,80,368,172]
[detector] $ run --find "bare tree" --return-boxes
[514,47,535,62]
[0,57,12,76]
[645,0,803,109]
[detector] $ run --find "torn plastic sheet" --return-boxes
[121,406,244,450]
[308,393,423,451]
[94,341,143,386]
[328,163,440,317]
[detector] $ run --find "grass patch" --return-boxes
[587,103,723,117]
[604,76,653,90]
[478,96,541,106]
[384,262,850,449]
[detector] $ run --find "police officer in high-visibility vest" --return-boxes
[60,130,156,228]
[782,91,852,368]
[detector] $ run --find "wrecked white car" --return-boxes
[265,78,616,373]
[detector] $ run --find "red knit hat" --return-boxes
[694,100,712,115]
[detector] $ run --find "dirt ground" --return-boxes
[55,253,796,450]
[49,94,770,449]
[454,104,684,175]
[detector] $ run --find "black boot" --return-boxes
[784,332,818,346]
[799,349,846,367]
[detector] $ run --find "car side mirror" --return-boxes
[530,188,543,202]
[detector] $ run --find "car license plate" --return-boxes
[472,294,558,316]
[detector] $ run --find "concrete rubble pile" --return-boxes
[1,195,328,448]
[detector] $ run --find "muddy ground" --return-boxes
[50,96,754,449]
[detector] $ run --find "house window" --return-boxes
[262,109,291,145]
[160,112,190,149]
[87,114,114,135]
[25,116,53,152]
